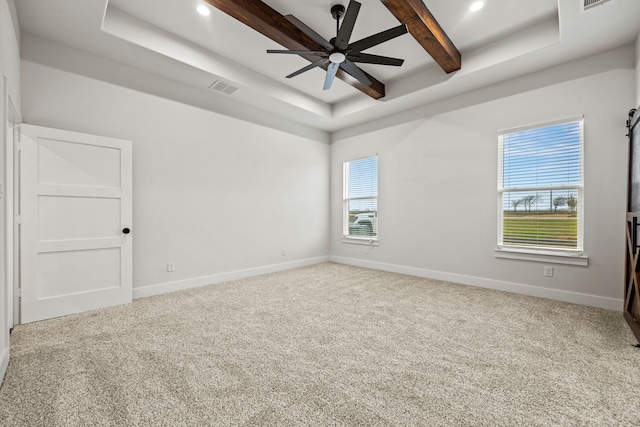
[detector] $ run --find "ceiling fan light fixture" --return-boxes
[329,52,346,64]
[197,5,211,16]
[469,1,485,12]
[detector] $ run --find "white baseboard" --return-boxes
[0,346,9,387]
[133,256,330,299]
[330,256,623,311]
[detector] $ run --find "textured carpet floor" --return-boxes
[1,262,639,426]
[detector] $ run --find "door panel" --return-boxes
[38,248,121,298]
[20,124,132,324]
[625,213,640,339]
[38,137,122,187]
[626,108,640,341]
[38,196,121,240]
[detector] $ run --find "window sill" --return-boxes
[342,236,379,246]
[494,247,588,266]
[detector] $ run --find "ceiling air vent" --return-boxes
[208,80,238,95]
[580,0,612,12]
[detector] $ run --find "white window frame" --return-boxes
[496,116,588,265]
[342,155,379,245]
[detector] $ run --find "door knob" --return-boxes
[122,228,131,234]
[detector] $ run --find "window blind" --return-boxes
[344,156,378,238]
[498,118,583,251]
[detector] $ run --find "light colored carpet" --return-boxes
[0,262,639,426]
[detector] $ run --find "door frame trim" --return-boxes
[8,97,20,327]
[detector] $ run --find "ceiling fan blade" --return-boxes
[267,50,328,56]
[348,24,408,53]
[335,0,361,50]
[348,53,404,66]
[285,15,333,51]
[323,62,340,90]
[339,60,372,87]
[286,58,328,79]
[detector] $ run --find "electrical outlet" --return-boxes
[544,266,553,277]
[167,262,175,272]
[282,248,287,256]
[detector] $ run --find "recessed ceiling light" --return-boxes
[197,5,211,16]
[470,1,485,12]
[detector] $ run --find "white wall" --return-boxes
[0,0,19,107]
[0,0,20,385]
[636,31,640,107]
[21,60,330,297]
[331,46,635,310]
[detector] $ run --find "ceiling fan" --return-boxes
[266,0,408,90]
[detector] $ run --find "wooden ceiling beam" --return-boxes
[202,0,386,99]
[381,0,461,73]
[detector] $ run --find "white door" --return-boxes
[19,124,132,324]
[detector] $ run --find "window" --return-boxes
[343,156,378,239]
[498,117,583,253]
